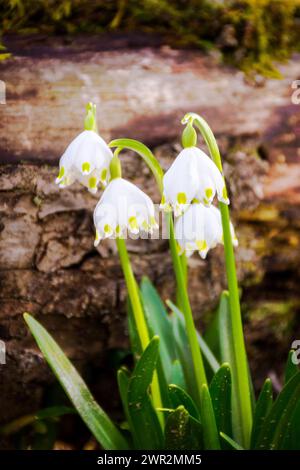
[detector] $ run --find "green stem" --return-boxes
[187,112,253,448]
[116,237,163,419]
[167,214,207,404]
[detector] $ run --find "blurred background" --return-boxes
[0,0,300,449]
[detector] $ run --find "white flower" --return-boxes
[55,130,113,193]
[175,204,238,259]
[160,146,229,216]
[93,178,158,245]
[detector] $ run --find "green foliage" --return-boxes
[23,313,129,450]
[126,336,164,449]
[164,406,202,450]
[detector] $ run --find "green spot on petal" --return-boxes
[82,162,91,173]
[104,224,112,233]
[222,186,228,200]
[129,216,138,230]
[177,192,187,204]
[196,240,207,251]
[205,187,213,199]
[57,166,65,179]
[89,176,97,189]
[161,194,166,205]
[192,198,200,204]
[101,168,107,181]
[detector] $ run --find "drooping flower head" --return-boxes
[93,177,158,246]
[55,130,113,193]
[175,204,237,259]
[160,146,229,217]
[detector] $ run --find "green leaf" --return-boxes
[24,313,129,450]
[220,432,244,450]
[164,406,202,450]
[217,291,255,445]
[250,378,273,449]
[167,300,220,374]
[209,364,232,438]
[127,298,142,360]
[169,307,198,402]
[117,367,130,423]
[109,139,164,193]
[170,360,186,390]
[200,384,221,450]
[127,336,163,449]
[140,277,176,382]
[284,350,299,384]
[255,372,300,449]
[0,406,75,437]
[168,384,199,420]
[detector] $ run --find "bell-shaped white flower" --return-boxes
[93,178,158,245]
[175,204,237,259]
[160,146,229,216]
[55,130,113,193]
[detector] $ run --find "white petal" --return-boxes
[56,130,112,190]
[93,178,157,240]
[163,147,201,213]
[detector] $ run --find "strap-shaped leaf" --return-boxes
[170,360,186,390]
[167,300,220,375]
[209,363,232,438]
[200,384,221,450]
[168,384,199,420]
[24,313,129,450]
[217,291,255,445]
[164,406,202,450]
[128,294,170,408]
[0,406,75,437]
[250,378,273,449]
[220,432,244,450]
[255,372,300,449]
[117,367,130,423]
[127,336,163,449]
[140,277,176,382]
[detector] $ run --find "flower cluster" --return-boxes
[56,107,237,259]
[160,142,237,259]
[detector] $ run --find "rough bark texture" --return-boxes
[0,36,300,431]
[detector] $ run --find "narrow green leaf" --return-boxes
[109,139,164,192]
[24,313,129,450]
[0,406,75,437]
[209,363,232,438]
[127,298,142,360]
[217,291,255,445]
[284,350,299,384]
[164,406,202,450]
[168,384,199,420]
[167,300,220,374]
[220,432,244,450]
[169,308,198,402]
[250,378,273,449]
[140,277,176,381]
[170,360,186,390]
[117,367,130,422]
[200,384,221,450]
[127,336,163,449]
[255,372,300,449]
